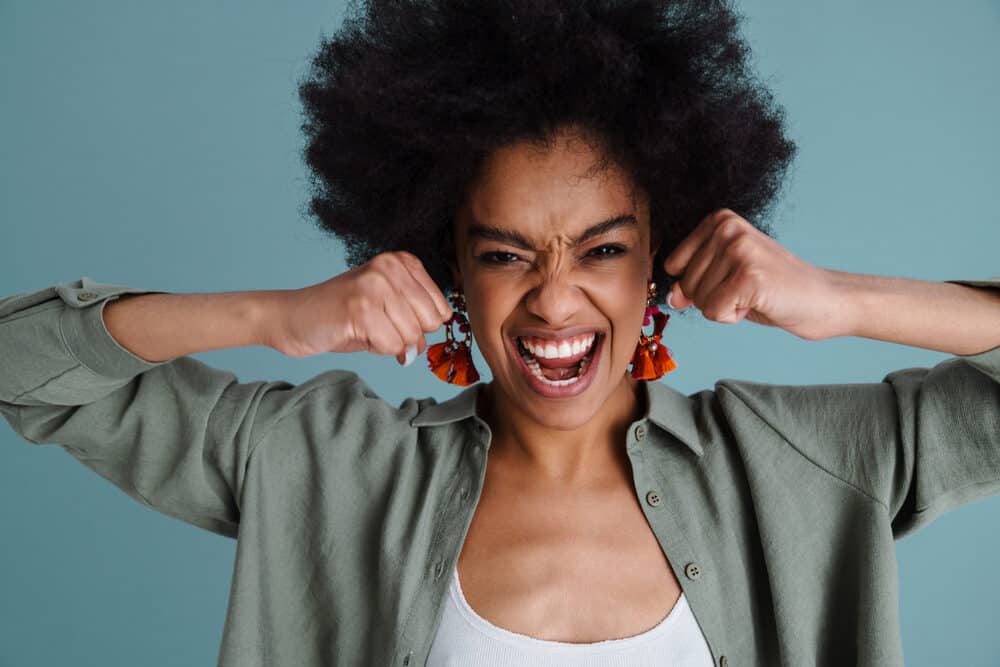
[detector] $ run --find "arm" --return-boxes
[0,277,359,538]
[830,271,1000,356]
[718,275,1000,540]
[658,209,1000,540]
[100,287,289,362]
[2,258,450,537]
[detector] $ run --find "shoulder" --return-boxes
[708,375,900,504]
[248,368,439,449]
[712,375,896,441]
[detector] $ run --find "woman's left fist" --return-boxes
[662,209,846,342]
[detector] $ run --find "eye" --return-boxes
[587,244,626,259]
[476,251,521,265]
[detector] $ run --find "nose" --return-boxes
[523,275,581,327]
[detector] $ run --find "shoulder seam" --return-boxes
[716,382,889,512]
[237,372,366,509]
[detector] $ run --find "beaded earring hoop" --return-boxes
[426,289,481,386]
[629,281,677,380]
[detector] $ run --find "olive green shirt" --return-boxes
[2,276,1000,666]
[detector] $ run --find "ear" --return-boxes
[648,236,662,281]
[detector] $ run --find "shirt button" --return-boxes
[684,562,702,580]
[645,490,661,507]
[433,560,444,580]
[459,485,470,501]
[719,656,728,667]
[402,652,412,666]
[77,291,98,302]
[633,424,646,441]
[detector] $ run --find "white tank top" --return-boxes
[426,566,716,666]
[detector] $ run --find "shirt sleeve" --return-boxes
[715,276,1000,541]
[0,277,367,539]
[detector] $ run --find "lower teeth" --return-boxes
[518,343,596,387]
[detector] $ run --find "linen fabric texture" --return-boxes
[2,275,1000,666]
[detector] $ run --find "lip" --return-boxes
[507,332,604,399]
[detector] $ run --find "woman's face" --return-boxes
[451,127,658,430]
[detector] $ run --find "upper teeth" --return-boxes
[518,333,596,359]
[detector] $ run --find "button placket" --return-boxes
[630,443,725,667]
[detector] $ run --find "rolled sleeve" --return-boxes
[0,278,315,538]
[58,277,168,380]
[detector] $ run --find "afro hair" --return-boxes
[297,0,797,307]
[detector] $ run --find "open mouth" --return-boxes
[510,332,603,395]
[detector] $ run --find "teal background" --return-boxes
[1,1,998,664]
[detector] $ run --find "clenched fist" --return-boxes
[663,208,845,342]
[268,251,453,364]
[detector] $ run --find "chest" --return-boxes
[456,468,682,643]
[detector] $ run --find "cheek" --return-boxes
[463,284,514,357]
[594,283,647,362]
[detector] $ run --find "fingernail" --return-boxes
[403,345,417,367]
[666,290,675,310]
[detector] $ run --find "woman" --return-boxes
[2,1,999,665]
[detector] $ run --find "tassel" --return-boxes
[630,306,677,380]
[426,312,480,386]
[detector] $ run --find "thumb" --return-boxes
[397,344,418,366]
[666,283,689,310]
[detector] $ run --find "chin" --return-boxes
[530,398,602,430]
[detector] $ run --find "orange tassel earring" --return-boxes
[426,289,481,386]
[629,281,678,380]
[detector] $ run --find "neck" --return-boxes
[477,373,647,484]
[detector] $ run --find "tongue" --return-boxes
[540,363,580,381]
[526,339,595,380]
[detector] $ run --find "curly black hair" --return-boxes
[297,0,797,308]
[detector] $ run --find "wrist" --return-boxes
[816,268,870,340]
[246,289,294,351]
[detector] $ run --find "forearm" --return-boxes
[830,269,1000,356]
[102,290,289,362]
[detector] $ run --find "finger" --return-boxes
[396,252,452,320]
[701,268,754,324]
[396,274,451,341]
[388,253,452,340]
[661,210,724,278]
[672,217,744,308]
[384,289,428,363]
[363,308,406,359]
[693,249,737,307]
[671,229,724,310]
[687,232,743,306]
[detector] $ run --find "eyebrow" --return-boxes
[466,213,638,250]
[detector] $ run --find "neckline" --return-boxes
[449,566,687,653]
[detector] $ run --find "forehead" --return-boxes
[457,130,646,239]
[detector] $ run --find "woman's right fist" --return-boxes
[268,251,453,364]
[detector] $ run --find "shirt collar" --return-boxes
[409,379,703,457]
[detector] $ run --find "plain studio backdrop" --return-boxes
[1,1,998,665]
